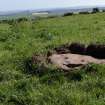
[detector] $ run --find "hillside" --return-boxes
[0,6,105,20]
[0,13,105,105]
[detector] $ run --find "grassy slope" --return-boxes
[0,13,105,105]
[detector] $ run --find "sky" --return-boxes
[0,0,105,11]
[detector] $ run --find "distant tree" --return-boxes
[16,17,28,23]
[7,19,15,25]
[102,10,105,12]
[63,12,73,16]
[1,20,8,23]
[48,16,56,18]
[79,11,89,14]
[92,8,99,13]
[0,19,15,25]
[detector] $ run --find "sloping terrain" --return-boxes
[0,13,105,105]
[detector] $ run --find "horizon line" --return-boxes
[1,4,105,12]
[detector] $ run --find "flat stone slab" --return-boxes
[49,54,105,71]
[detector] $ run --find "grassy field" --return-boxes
[0,13,105,105]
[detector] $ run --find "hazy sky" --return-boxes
[0,0,105,11]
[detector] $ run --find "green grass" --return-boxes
[0,12,105,105]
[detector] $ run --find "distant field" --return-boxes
[0,14,32,20]
[0,12,105,105]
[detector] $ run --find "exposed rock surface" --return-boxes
[49,53,105,71]
[29,43,105,72]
